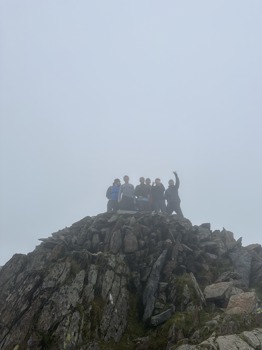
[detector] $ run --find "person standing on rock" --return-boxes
[118,175,135,210]
[151,178,166,213]
[145,178,153,210]
[106,178,121,212]
[134,177,151,211]
[165,171,184,217]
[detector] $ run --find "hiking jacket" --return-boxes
[134,183,151,198]
[165,173,180,203]
[106,185,120,201]
[165,186,180,203]
[151,183,165,201]
[118,183,135,201]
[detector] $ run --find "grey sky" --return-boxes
[0,1,261,266]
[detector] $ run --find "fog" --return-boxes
[1,1,261,265]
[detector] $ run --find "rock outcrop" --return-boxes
[0,212,262,350]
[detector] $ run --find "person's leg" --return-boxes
[160,200,166,213]
[107,200,113,212]
[144,199,150,211]
[128,197,135,210]
[112,200,119,211]
[136,198,142,211]
[154,200,161,213]
[166,202,173,215]
[119,196,127,210]
[173,202,184,217]
[142,198,149,211]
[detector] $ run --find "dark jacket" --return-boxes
[151,183,165,201]
[165,173,180,203]
[135,183,151,198]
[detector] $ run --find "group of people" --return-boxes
[106,172,184,217]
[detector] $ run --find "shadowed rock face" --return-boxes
[1,212,262,350]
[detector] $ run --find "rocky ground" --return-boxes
[1,212,262,350]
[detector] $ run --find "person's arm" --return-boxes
[106,186,111,199]
[173,171,180,189]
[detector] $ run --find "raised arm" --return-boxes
[173,171,180,189]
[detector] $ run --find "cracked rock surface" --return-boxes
[1,212,262,350]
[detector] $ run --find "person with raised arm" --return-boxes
[165,171,184,217]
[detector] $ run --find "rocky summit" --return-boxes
[1,212,262,350]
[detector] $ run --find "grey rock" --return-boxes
[249,250,262,286]
[142,249,168,321]
[216,271,242,283]
[229,248,252,287]
[226,291,257,315]
[197,227,211,241]
[109,229,122,253]
[2,212,262,349]
[189,272,206,306]
[242,328,262,349]
[151,308,172,326]
[216,334,253,350]
[204,282,234,305]
[200,223,211,230]
[174,345,197,350]
[123,231,138,253]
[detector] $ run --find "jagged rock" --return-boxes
[204,282,237,306]
[196,226,211,241]
[189,273,206,306]
[109,229,122,253]
[249,249,262,286]
[199,241,219,254]
[123,231,138,253]
[246,244,262,254]
[1,212,262,349]
[135,336,150,350]
[174,345,196,350]
[229,248,252,287]
[176,328,262,349]
[200,223,211,230]
[242,328,262,348]
[216,271,242,283]
[142,249,168,321]
[216,334,254,349]
[211,229,237,256]
[226,291,257,315]
[151,308,172,326]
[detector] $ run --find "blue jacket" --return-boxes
[106,185,120,201]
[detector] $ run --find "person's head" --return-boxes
[168,179,174,186]
[123,175,129,184]
[146,178,151,185]
[139,177,145,184]
[113,178,121,186]
[155,178,161,185]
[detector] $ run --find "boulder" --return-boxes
[109,229,122,253]
[216,334,253,350]
[142,249,168,321]
[204,282,234,305]
[151,308,172,326]
[242,328,262,349]
[203,283,242,310]
[226,291,257,315]
[123,231,138,253]
[229,248,252,287]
